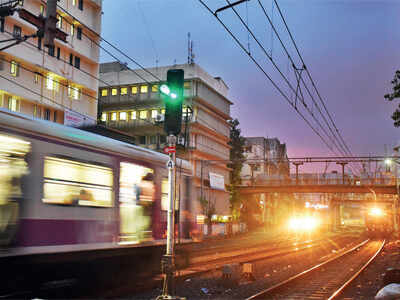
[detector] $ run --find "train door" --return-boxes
[118,162,155,244]
[0,133,30,247]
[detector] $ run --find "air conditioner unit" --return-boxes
[155,114,165,122]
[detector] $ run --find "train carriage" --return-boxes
[0,109,192,296]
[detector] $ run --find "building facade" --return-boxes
[0,0,102,126]
[241,137,289,185]
[98,62,233,221]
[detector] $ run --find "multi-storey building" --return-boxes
[0,0,102,126]
[241,137,289,185]
[98,62,232,220]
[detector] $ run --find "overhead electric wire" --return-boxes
[50,1,162,82]
[221,0,345,156]
[197,0,335,154]
[257,0,350,159]
[272,0,360,173]
[272,0,354,159]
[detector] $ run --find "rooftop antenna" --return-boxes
[188,32,195,64]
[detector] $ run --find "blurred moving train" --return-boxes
[365,206,394,238]
[0,109,192,296]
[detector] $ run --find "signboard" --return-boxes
[209,172,225,191]
[64,109,95,128]
[163,146,176,154]
[166,159,175,169]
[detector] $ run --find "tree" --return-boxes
[227,119,245,220]
[384,70,400,127]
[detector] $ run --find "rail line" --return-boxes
[246,239,385,300]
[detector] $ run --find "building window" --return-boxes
[53,111,57,122]
[37,36,42,50]
[48,45,55,57]
[46,75,58,91]
[69,54,73,65]
[160,135,167,144]
[72,0,76,6]
[70,24,74,36]
[111,112,117,121]
[139,110,147,119]
[151,85,158,92]
[74,56,80,69]
[111,88,117,96]
[119,111,127,121]
[40,4,44,15]
[8,97,19,112]
[184,81,191,89]
[101,89,108,96]
[140,85,148,93]
[56,47,61,59]
[77,27,82,40]
[121,87,128,95]
[149,135,157,144]
[56,15,62,29]
[161,108,165,115]
[44,109,50,120]
[34,73,39,84]
[131,111,137,120]
[13,25,21,38]
[151,109,158,119]
[131,86,138,94]
[10,61,18,77]
[101,112,107,122]
[34,105,41,118]
[68,85,81,100]
[139,136,146,144]
[78,0,83,10]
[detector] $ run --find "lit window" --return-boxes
[101,113,107,121]
[119,111,127,121]
[10,61,18,77]
[131,111,137,120]
[34,105,41,118]
[139,110,147,119]
[68,85,81,100]
[40,4,44,15]
[72,0,76,6]
[34,73,39,84]
[151,85,158,92]
[140,85,148,93]
[57,15,62,29]
[70,24,74,36]
[111,112,117,121]
[46,75,58,91]
[8,97,19,112]
[161,109,165,115]
[131,86,138,94]
[112,88,117,96]
[151,110,158,119]
[161,178,169,210]
[101,89,108,96]
[184,82,191,89]
[121,87,128,95]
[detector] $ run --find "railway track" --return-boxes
[246,239,385,300]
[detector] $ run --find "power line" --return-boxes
[197,0,335,154]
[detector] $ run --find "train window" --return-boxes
[42,156,113,207]
[119,162,154,243]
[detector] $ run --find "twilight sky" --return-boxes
[100,0,400,165]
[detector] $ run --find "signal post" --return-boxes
[157,70,185,300]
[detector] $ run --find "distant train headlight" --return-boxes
[288,216,318,231]
[303,217,318,230]
[288,217,301,230]
[369,207,383,217]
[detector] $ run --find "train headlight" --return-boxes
[288,217,301,230]
[369,207,383,217]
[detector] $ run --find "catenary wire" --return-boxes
[197,0,336,154]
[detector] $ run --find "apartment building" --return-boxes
[98,62,233,219]
[0,0,102,126]
[241,137,290,185]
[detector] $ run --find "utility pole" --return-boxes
[336,161,348,185]
[292,161,303,185]
[393,147,399,234]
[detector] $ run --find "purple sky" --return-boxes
[100,0,400,170]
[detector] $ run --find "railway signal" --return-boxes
[160,69,184,136]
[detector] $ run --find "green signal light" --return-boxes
[160,84,170,96]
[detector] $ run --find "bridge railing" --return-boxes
[252,177,397,186]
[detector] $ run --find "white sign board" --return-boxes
[64,109,95,128]
[209,172,225,191]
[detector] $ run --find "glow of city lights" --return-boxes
[385,159,392,165]
[369,207,383,216]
